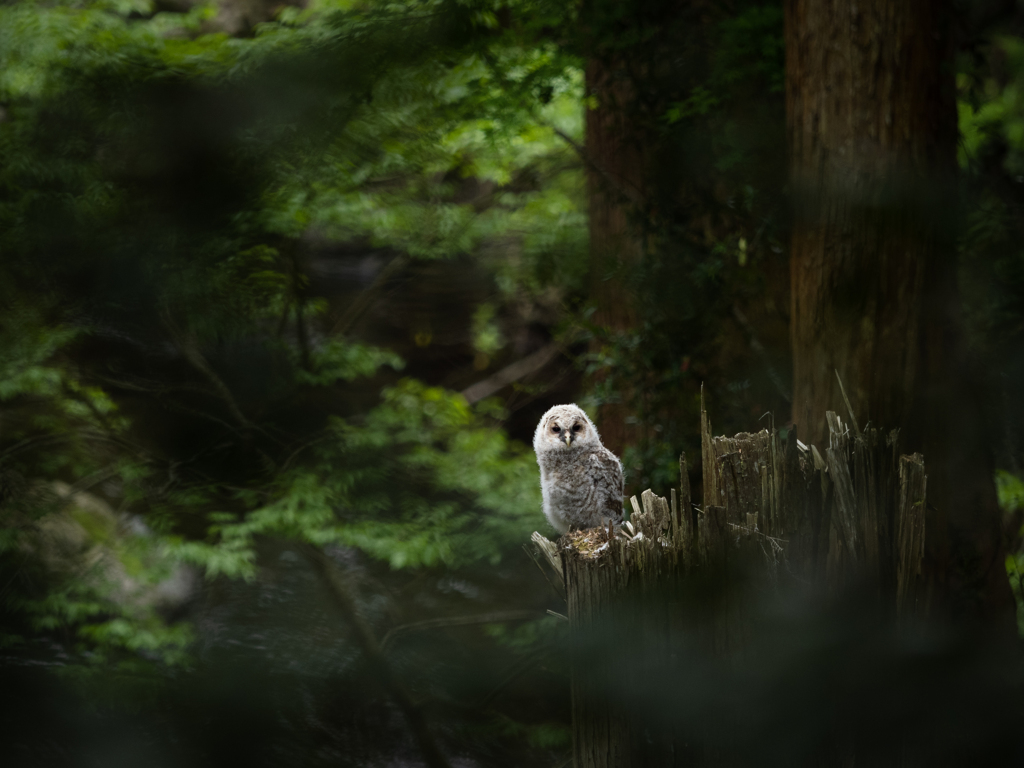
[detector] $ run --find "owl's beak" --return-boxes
[564,433,573,447]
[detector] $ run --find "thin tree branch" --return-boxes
[475,648,546,711]
[156,401,245,436]
[380,610,542,652]
[0,434,75,463]
[295,299,311,370]
[90,373,217,399]
[279,430,335,473]
[477,46,641,211]
[177,337,254,431]
[91,373,262,439]
[460,343,562,404]
[503,363,574,416]
[58,463,125,500]
[731,303,791,403]
[544,122,645,208]
[330,255,408,337]
[159,304,258,434]
[302,544,452,768]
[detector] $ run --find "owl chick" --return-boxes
[533,404,624,534]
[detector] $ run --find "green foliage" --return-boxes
[957,37,1024,578]
[489,715,571,750]
[959,37,1024,173]
[996,469,1024,512]
[0,0,583,680]
[565,1,790,492]
[713,5,786,94]
[0,306,79,403]
[472,302,506,355]
[176,380,540,575]
[997,470,1024,637]
[0,310,193,667]
[1007,553,1024,638]
[0,1,1020,762]
[294,339,405,386]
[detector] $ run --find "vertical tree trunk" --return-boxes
[785,0,1012,623]
[584,54,645,460]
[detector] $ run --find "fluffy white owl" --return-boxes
[533,404,624,534]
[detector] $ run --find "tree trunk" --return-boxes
[544,396,931,767]
[785,0,1013,624]
[585,54,645,460]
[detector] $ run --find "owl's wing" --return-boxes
[589,448,625,523]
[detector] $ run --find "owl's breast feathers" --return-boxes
[539,445,624,531]
[587,448,625,521]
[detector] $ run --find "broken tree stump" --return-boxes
[532,393,929,768]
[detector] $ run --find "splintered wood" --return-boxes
[694,391,927,604]
[530,393,932,768]
[531,389,930,619]
[896,453,927,617]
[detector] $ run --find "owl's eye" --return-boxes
[572,424,583,433]
[551,425,561,434]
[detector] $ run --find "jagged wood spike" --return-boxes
[546,388,931,767]
[530,531,564,591]
[834,368,862,437]
[679,452,692,555]
[896,453,927,619]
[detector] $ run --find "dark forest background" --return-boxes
[1,1,1024,766]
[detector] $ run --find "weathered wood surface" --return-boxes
[698,392,924,599]
[896,453,927,619]
[561,482,692,768]
[534,393,930,768]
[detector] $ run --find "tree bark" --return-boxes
[584,53,645,460]
[785,0,1013,623]
[549,399,933,767]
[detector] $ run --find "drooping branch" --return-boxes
[546,122,644,209]
[295,298,311,370]
[460,343,562,404]
[731,303,790,403]
[302,544,453,768]
[160,307,254,434]
[380,610,542,652]
[330,255,408,337]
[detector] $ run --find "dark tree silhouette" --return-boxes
[785,0,1013,624]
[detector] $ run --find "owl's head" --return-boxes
[533,404,600,454]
